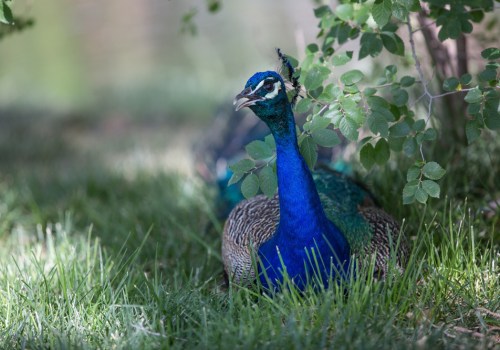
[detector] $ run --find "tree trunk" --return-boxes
[417,13,469,148]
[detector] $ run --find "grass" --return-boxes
[0,119,498,349]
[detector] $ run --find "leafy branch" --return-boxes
[228,0,499,205]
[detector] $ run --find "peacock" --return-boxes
[193,103,349,219]
[221,50,408,290]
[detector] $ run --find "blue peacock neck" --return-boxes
[269,105,335,242]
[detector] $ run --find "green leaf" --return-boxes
[469,9,484,23]
[389,121,411,137]
[406,166,421,181]
[367,95,390,109]
[464,87,483,104]
[309,86,324,99]
[403,195,415,205]
[385,64,397,76]
[354,4,370,24]
[374,138,390,165]
[228,172,244,186]
[412,119,425,132]
[422,180,440,198]
[314,5,332,18]
[207,0,221,12]
[340,69,364,85]
[443,77,460,92]
[310,115,332,131]
[229,158,255,173]
[478,68,497,82]
[347,107,364,125]
[300,136,318,170]
[402,180,418,204]
[318,84,341,102]
[306,43,319,54]
[320,14,336,31]
[359,33,383,59]
[460,18,473,34]
[364,87,377,96]
[481,47,500,60]
[241,173,260,199]
[325,104,343,124]
[381,32,405,56]
[372,106,395,123]
[460,73,472,85]
[264,134,276,150]
[422,128,437,141]
[422,161,446,180]
[339,116,359,141]
[446,18,462,39]
[392,88,409,107]
[486,62,500,70]
[301,53,315,72]
[408,0,421,12]
[465,120,481,144]
[360,136,373,147]
[295,98,312,114]
[332,51,353,66]
[484,107,500,129]
[0,1,14,24]
[336,23,351,44]
[360,143,376,170]
[304,65,331,91]
[298,133,307,145]
[372,0,392,27]
[311,128,340,147]
[467,102,481,115]
[400,76,415,87]
[259,166,278,198]
[388,136,404,151]
[415,186,429,204]
[335,3,353,21]
[415,132,424,145]
[245,140,273,160]
[391,2,408,21]
[403,137,417,156]
[367,112,389,137]
[339,97,364,125]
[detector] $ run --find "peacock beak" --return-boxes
[233,87,263,111]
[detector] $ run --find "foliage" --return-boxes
[0,0,13,25]
[181,0,222,35]
[228,0,500,205]
[0,0,34,40]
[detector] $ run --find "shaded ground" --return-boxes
[0,110,216,268]
[0,109,199,176]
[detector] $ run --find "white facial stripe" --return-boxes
[252,79,267,93]
[264,82,281,99]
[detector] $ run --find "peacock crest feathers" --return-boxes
[276,48,301,106]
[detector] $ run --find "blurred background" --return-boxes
[0,0,325,177]
[1,0,497,246]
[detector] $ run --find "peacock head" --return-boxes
[233,71,290,123]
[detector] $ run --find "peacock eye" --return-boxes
[263,82,274,92]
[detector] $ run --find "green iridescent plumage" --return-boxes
[313,168,374,253]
